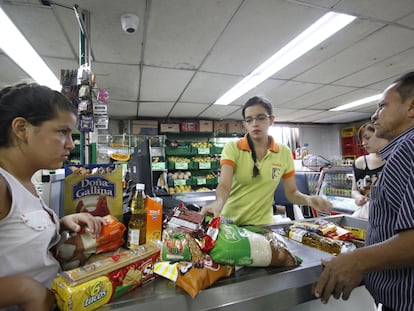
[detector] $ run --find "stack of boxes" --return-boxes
[129,119,245,135]
[159,120,245,135]
[341,126,366,159]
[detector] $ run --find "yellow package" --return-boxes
[53,276,112,311]
[145,196,163,244]
[53,245,160,311]
[64,165,123,220]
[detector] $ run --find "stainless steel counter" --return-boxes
[100,216,366,311]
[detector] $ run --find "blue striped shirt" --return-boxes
[365,126,414,311]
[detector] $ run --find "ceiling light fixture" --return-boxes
[214,11,356,106]
[329,94,382,111]
[0,7,61,90]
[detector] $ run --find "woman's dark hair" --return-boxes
[242,96,273,119]
[0,83,77,147]
[242,96,273,177]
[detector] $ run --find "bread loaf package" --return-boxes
[57,214,126,270]
[209,223,300,267]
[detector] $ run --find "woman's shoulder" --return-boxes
[365,153,385,170]
[353,155,366,169]
[0,173,11,220]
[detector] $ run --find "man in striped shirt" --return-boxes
[314,71,414,311]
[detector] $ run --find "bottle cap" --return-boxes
[136,183,145,190]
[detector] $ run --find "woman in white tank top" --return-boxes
[0,83,105,311]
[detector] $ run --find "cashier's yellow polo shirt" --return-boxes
[220,135,295,226]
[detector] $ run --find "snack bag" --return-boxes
[163,203,206,238]
[175,255,234,298]
[154,255,234,298]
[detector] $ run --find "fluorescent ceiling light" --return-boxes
[0,7,61,90]
[214,11,356,106]
[329,94,382,111]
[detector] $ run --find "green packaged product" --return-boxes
[209,223,299,267]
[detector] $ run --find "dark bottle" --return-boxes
[127,183,147,249]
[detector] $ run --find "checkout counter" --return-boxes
[101,216,368,311]
[41,169,367,310]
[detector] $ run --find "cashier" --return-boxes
[0,83,105,310]
[200,96,332,226]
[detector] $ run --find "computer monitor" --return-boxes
[127,138,154,197]
[273,173,310,220]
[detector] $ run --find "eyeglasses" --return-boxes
[243,114,270,124]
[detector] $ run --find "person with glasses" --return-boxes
[200,96,332,226]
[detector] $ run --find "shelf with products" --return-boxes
[315,166,356,216]
[95,135,167,197]
[165,141,222,194]
[96,134,166,168]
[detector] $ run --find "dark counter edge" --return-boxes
[99,264,324,311]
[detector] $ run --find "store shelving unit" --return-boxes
[165,141,223,194]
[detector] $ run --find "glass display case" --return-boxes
[315,166,356,215]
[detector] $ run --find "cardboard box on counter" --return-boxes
[145,196,163,244]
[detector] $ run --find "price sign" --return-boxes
[174,179,187,186]
[199,162,211,169]
[152,162,166,171]
[197,148,210,154]
[175,162,188,170]
[196,177,206,185]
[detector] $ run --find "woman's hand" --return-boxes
[200,201,223,218]
[60,213,107,237]
[354,195,369,206]
[308,195,333,212]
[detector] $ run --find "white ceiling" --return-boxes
[1,0,414,124]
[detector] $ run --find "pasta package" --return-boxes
[209,223,299,267]
[63,164,123,220]
[52,245,159,311]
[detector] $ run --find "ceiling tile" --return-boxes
[140,66,194,101]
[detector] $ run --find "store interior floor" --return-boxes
[282,286,377,311]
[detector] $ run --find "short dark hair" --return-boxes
[393,71,414,102]
[0,83,77,147]
[242,96,273,118]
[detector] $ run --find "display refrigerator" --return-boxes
[314,166,356,216]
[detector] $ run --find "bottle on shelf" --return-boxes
[127,183,147,249]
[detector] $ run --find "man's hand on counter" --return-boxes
[313,251,364,304]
